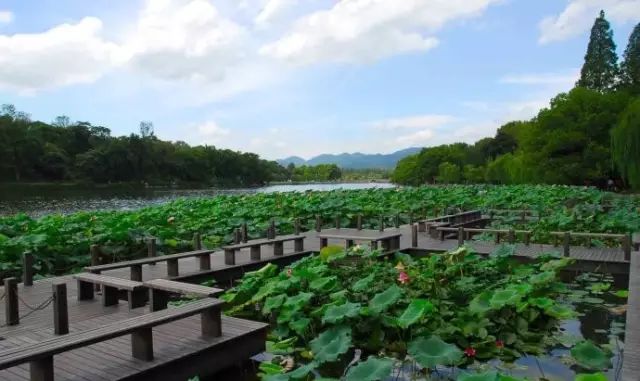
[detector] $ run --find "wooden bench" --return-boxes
[85,249,216,280]
[0,298,223,381]
[221,234,305,265]
[143,279,224,312]
[74,273,147,309]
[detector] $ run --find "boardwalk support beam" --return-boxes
[22,252,34,287]
[458,227,464,247]
[563,232,571,257]
[4,277,18,326]
[53,282,69,335]
[411,224,418,247]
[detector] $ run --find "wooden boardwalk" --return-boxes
[0,223,635,380]
[623,252,640,381]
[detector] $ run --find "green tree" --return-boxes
[576,10,619,92]
[621,23,640,92]
[611,98,640,188]
[437,162,461,184]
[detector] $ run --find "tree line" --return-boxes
[0,107,293,186]
[393,11,640,189]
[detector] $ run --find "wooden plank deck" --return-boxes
[0,223,635,380]
[622,252,640,381]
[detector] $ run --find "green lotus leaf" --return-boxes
[329,289,348,301]
[490,289,522,309]
[456,371,498,381]
[344,356,394,381]
[544,304,575,319]
[529,297,554,309]
[259,361,284,375]
[320,245,345,262]
[571,341,611,370]
[529,271,555,285]
[289,318,311,335]
[262,294,286,314]
[396,299,433,329]
[408,335,462,368]
[286,363,315,380]
[310,326,352,364]
[310,276,338,292]
[283,292,314,310]
[322,302,361,324]
[575,373,607,381]
[540,257,573,271]
[352,274,375,292]
[613,290,629,298]
[469,291,493,315]
[369,285,403,314]
[508,283,533,295]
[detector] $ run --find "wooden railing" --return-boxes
[434,226,532,246]
[550,231,632,260]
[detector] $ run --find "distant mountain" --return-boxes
[277,147,421,169]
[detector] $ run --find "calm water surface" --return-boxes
[0,182,395,217]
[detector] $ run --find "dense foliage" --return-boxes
[222,246,618,380]
[0,185,637,278]
[392,14,640,189]
[0,105,288,186]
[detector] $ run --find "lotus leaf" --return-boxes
[396,299,433,329]
[352,274,375,292]
[310,326,352,364]
[344,357,393,381]
[544,304,575,319]
[571,341,611,370]
[322,302,361,324]
[369,285,403,314]
[490,289,522,309]
[575,373,607,381]
[408,335,462,368]
[469,291,493,315]
[310,276,338,292]
[263,294,286,314]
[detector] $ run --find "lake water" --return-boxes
[0,182,395,217]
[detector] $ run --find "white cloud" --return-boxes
[255,0,298,27]
[539,0,640,44]
[395,129,435,145]
[500,70,579,86]
[0,17,121,93]
[260,0,499,65]
[371,114,457,130]
[124,0,247,83]
[0,11,13,24]
[196,121,231,144]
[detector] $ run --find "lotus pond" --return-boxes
[220,246,628,381]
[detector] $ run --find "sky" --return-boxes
[0,0,639,160]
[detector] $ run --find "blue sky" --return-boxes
[0,0,638,160]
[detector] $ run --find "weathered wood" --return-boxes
[201,306,222,337]
[131,264,143,282]
[524,232,531,246]
[270,219,277,239]
[411,224,418,247]
[315,215,322,232]
[198,252,211,271]
[193,232,202,250]
[250,245,261,261]
[457,227,464,246]
[563,232,571,257]
[167,258,179,277]
[335,215,341,229]
[224,249,235,266]
[144,279,222,297]
[29,356,53,381]
[4,277,18,326]
[90,244,102,291]
[274,241,284,256]
[320,238,328,248]
[508,229,515,244]
[131,327,154,361]
[149,289,169,312]
[379,216,384,232]
[234,229,242,244]
[103,286,119,307]
[356,214,363,230]
[394,214,400,228]
[147,238,157,265]
[294,218,301,235]
[242,223,248,243]
[345,239,354,249]
[294,238,304,252]
[623,233,632,261]
[22,252,34,287]
[85,249,215,273]
[52,282,69,335]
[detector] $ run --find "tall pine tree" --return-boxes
[576,10,619,92]
[620,23,640,92]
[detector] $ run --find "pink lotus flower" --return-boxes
[464,347,476,357]
[495,340,504,349]
[398,271,410,284]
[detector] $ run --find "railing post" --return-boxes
[315,215,322,232]
[394,214,400,228]
[524,232,531,246]
[270,219,276,238]
[379,216,384,232]
[335,215,341,229]
[489,210,494,221]
[242,223,248,243]
[411,224,418,247]
[4,277,18,326]
[147,238,157,265]
[508,229,515,244]
[53,282,69,335]
[193,232,202,250]
[495,232,501,244]
[294,218,301,235]
[563,232,571,257]
[22,252,34,287]
[409,212,414,225]
[623,233,632,261]
[234,228,242,244]
[458,227,464,246]
[521,211,526,224]
[356,214,363,230]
